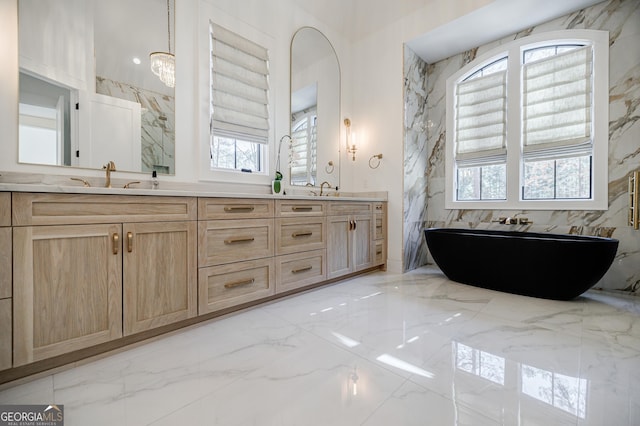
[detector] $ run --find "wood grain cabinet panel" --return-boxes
[12,193,196,226]
[0,227,11,299]
[123,221,197,336]
[276,217,326,255]
[276,250,326,293]
[198,198,274,220]
[13,224,123,366]
[275,200,325,217]
[199,219,274,267]
[0,299,11,370]
[198,258,275,314]
[0,192,10,226]
[327,207,374,279]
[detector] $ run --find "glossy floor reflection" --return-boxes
[1,267,639,425]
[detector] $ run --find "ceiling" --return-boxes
[293,0,605,63]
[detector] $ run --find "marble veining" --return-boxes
[96,77,175,175]
[1,269,638,425]
[404,0,640,294]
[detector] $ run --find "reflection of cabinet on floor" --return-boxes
[327,203,374,279]
[11,193,197,366]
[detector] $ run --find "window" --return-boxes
[209,23,270,175]
[445,30,608,210]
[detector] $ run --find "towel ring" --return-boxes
[369,154,383,169]
[325,160,334,174]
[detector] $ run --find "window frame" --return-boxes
[197,6,276,186]
[445,29,609,210]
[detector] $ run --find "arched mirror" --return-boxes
[17,0,175,175]
[290,27,340,188]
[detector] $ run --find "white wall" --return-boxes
[345,1,493,272]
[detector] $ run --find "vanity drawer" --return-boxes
[275,200,325,217]
[276,249,326,293]
[198,258,275,314]
[198,198,274,220]
[374,241,386,266]
[12,193,197,225]
[198,219,273,267]
[276,217,326,255]
[327,202,372,216]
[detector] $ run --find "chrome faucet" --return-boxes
[103,161,116,188]
[320,181,332,196]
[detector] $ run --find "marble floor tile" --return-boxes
[1,267,638,425]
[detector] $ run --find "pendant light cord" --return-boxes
[166,0,172,53]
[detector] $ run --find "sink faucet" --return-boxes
[320,181,332,196]
[103,161,116,188]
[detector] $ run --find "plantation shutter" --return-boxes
[290,111,317,184]
[455,70,507,163]
[210,24,270,144]
[522,45,592,159]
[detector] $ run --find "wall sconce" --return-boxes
[369,154,383,169]
[630,170,639,230]
[344,118,357,161]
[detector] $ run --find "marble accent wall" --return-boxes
[403,46,430,271]
[404,0,640,294]
[96,77,175,175]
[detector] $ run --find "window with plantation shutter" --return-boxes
[210,23,270,145]
[445,29,608,210]
[290,110,317,185]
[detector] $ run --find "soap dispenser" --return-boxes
[151,170,159,189]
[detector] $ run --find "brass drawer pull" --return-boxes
[292,206,313,212]
[224,206,255,213]
[127,231,133,253]
[376,205,383,210]
[292,266,313,274]
[112,233,119,255]
[224,278,255,289]
[292,231,313,238]
[376,249,383,255]
[224,237,255,244]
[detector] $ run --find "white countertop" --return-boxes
[0,182,387,202]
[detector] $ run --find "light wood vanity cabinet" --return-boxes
[11,193,198,366]
[327,203,374,279]
[198,198,276,315]
[2,190,385,377]
[0,193,12,370]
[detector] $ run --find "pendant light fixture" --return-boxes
[149,0,175,88]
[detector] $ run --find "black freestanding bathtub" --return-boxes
[423,228,619,300]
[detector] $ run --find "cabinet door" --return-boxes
[327,215,351,279]
[123,221,197,336]
[13,224,123,366]
[353,214,374,272]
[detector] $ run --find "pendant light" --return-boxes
[149,0,175,88]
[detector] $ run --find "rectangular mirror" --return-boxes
[18,0,175,175]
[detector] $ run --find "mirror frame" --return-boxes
[289,26,341,189]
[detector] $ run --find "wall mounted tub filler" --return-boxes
[423,228,619,300]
